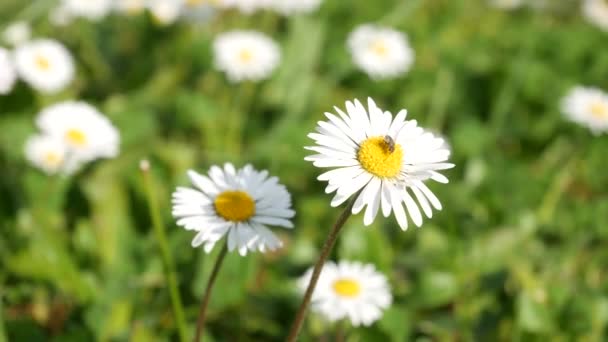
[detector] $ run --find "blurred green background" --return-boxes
[1,0,608,341]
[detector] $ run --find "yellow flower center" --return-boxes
[333,278,361,298]
[357,136,403,178]
[35,54,51,71]
[44,152,62,167]
[590,102,608,119]
[371,40,389,57]
[65,129,87,147]
[238,49,253,63]
[214,190,255,222]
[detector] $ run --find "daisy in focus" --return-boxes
[36,101,120,168]
[60,0,113,20]
[2,21,31,46]
[347,24,415,80]
[220,0,272,14]
[24,135,69,175]
[305,98,454,230]
[583,0,608,32]
[298,260,392,326]
[213,31,281,83]
[270,0,322,16]
[561,86,608,135]
[172,163,295,256]
[14,39,75,94]
[0,48,17,95]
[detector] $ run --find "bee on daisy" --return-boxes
[0,48,17,95]
[298,260,392,326]
[213,31,281,83]
[561,86,608,135]
[582,0,608,32]
[347,24,415,80]
[306,98,453,230]
[171,163,295,255]
[13,39,75,94]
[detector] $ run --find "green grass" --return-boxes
[1,0,608,340]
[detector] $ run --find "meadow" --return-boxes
[1,0,608,341]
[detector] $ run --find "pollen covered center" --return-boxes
[65,128,87,147]
[333,278,361,298]
[238,48,254,63]
[357,136,403,178]
[35,54,51,71]
[214,190,255,222]
[589,102,608,119]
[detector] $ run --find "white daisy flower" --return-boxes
[347,24,415,80]
[0,48,17,95]
[305,98,454,230]
[36,101,120,165]
[213,31,280,83]
[148,0,183,25]
[561,86,608,135]
[49,4,74,26]
[489,0,524,10]
[60,0,113,20]
[24,135,70,175]
[114,0,147,15]
[171,164,295,256]
[270,0,322,16]
[298,260,392,326]
[219,0,272,14]
[14,39,75,94]
[583,0,608,31]
[2,21,31,46]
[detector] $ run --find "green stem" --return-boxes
[536,155,577,225]
[286,197,356,342]
[140,161,188,342]
[0,284,7,342]
[193,241,229,342]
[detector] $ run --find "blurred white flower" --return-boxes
[298,260,392,326]
[213,30,280,83]
[49,4,74,26]
[2,21,31,46]
[347,24,415,80]
[180,0,217,22]
[60,0,113,20]
[305,98,454,230]
[270,0,322,16]
[0,48,17,95]
[583,0,608,31]
[561,86,608,135]
[489,0,524,10]
[172,164,295,256]
[24,135,70,175]
[219,0,272,14]
[148,0,183,25]
[36,101,120,165]
[114,0,147,15]
[14,39,75,94]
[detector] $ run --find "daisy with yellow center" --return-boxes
[305,98,453,230]
[561,86,608,135]
[347,24,415,80]
[24,135,69,175]
[172,163,295,255]
[14,39,75,94]
[298,261,392,326]
[36,101,120,170]
[213,30,281,83]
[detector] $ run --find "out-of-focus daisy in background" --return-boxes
[172,163,295,256]
[114,0,147,15]
[13,39,75,94]
[213,31,280,83]
[60,0,114,21]
[0,47,17,95]
[298,260,392,326]
[582,0,608,31]
[148,0,184,26]
[2,21,31,46]
[220,0,272,14]
[347,24,414,80]
[180,0,217,22]
[561,86,608,135]
[36,101,120,168]
[271,0,322,16]
[305,98,453,230]
[24,135,70,175]
[489,0,524,10]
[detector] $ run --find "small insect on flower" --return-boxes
[383,135,395,153]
